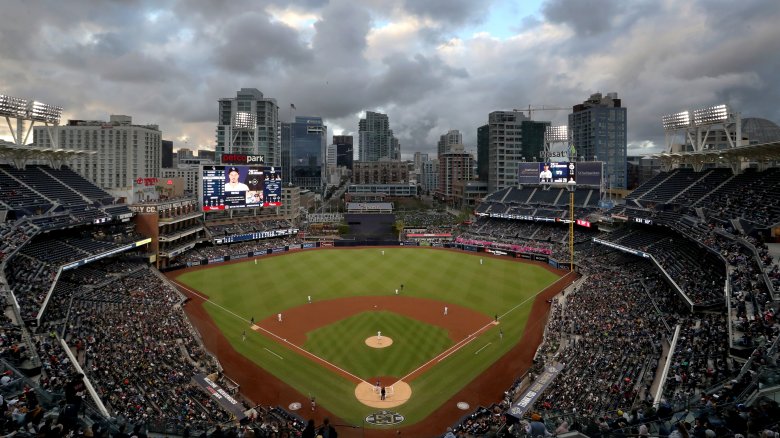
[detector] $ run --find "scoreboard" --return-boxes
[202,165,283,211]
[539,162,576,185]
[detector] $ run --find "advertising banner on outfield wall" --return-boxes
[302,242,317,249]
[506,363,564,421]
[191,374,245,419]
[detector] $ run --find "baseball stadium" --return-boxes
[1,98,780,438]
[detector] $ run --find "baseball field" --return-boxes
[171,247,565,431]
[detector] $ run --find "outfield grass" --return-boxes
[176,248,560,426]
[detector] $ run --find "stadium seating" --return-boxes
[0,165,51,214]
[42,166,114,205]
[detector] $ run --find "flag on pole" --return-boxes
[290,103,296,110]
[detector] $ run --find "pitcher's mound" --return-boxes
[365,336,393,348]
[354,381,412,408]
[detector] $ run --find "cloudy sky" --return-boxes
[1,0,778,159]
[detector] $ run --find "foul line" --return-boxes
[171,279,369,385]
[264,348,284,360]
[498,272,575,320]
[395,271,576,386]
[474,343,491,355]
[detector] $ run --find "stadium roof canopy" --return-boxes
[649,140,780,171]
[0,139,95,168]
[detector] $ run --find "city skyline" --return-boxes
[1,0,778,159]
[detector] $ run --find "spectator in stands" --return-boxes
[526,413,551,437]
[302,419,316,438]
[317,418,337,438]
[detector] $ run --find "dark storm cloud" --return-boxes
[542,0,625,37]
[368,54,469,105]
[1,0,779,157]
[213,12,310,73]
[402,0,492,26]
[311,1,372,65]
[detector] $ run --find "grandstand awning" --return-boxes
[649,140,780,167]
[0,140,95,168]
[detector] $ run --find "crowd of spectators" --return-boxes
[396,210,457,229]
[179,237,303,263]
[0,221,37,264]
[207,219,293,237]
[699,169,780,228]
[662,313,730,408]
[5,255,58,321]
[600,227,727,306]
[446,226,778,436]
[458,217,593,261]
[537,267,665,416]
[0,306,28,367]
[52,267,234,431]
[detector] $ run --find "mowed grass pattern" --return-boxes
[304,311,452,379]
[176,248,561,426]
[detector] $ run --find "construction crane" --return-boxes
[512,105,570,120]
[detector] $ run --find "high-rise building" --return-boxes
[437,144,475,202]
[486,111,549,193]
[477,124,489,182]
[33,115,161,190]
[281,122,291,182]
[334,135,354,170]
[358,111,399,162]
[216,88,280,166]
[569,92,627,189]
[352,159,409,184]
[326,143,337,167]
[420,159,439,195]
[282,116,327,193]
[161,140,173,168]
[437,130,462,157]
[198,149,216,162]
[413,152,429,172]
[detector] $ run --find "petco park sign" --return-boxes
[221,154,264,164]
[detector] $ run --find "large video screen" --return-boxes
[517,162,540,185]
[575,161,602,186]
[202,165,282,211]
[539,162,576,184]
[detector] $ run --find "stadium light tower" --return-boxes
[229,111,257,155]
[0,93,62,147]
[662,104,741,154]
[544,125,571,160]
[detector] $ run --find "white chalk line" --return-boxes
[395,271,575,386]
[264,348,284,359]
[172,280,370,385]
[474,343,492,355]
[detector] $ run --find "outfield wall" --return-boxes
[161,240,580,273]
